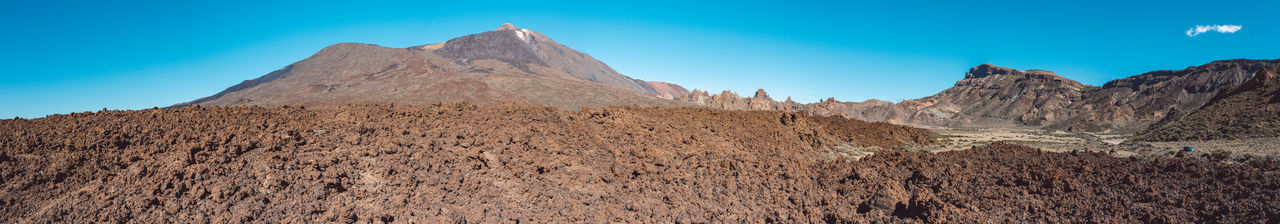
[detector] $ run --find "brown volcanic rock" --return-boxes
[178,24,682,109]
[3,106,1276,223]
[1136,67,1280,141]
[1,104,932,223]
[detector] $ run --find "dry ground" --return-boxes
[2,104,1276,223]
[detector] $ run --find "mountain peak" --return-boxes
[496,23,519,31]
[433,23,663,95]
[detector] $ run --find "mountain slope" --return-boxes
[678,60,1280,133]
[899,64,1094,126]
[432,23,660,94]
[1135,67,1280,141]
[178,24,686,109]
[1051,59,1280,132]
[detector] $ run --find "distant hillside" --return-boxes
[1052,59,1278,132]
[1135,67,1280,141]
[177,23,688,109]
[898,64,1093,127]
[679,60,1280,133]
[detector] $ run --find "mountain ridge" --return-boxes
[678,59,1280,133]
[1134,66,1280,141]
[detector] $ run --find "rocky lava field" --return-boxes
[2,104,1277,223]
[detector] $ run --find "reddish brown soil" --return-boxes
[2,104,1276,223]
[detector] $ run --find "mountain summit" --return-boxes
[178,24,688,108]
[496,23,519,31]
[432,23,661,95]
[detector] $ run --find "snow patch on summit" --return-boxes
[515,29,528,42]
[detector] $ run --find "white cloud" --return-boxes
[1186,25,1242,37]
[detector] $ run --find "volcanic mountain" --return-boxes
[1135,67,1280,141]
[177,23,688,108]
[177,23,1278,133]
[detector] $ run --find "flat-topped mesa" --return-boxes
[964,64,1074,82]
[965,64,1018,79]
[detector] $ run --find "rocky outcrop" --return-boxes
[676,89,803,112]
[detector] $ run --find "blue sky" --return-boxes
[2,0,1277,118]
